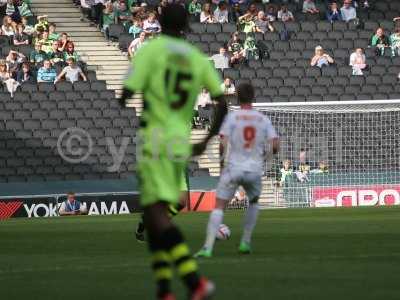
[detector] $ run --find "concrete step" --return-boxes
[32,7,78,13]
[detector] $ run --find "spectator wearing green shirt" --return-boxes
[30,42,47,66]
[21,16,34,35]
[390,27,400,57]
[48,23,60,42]
[371,28,389,56]
[116,2,132,31]
[63,42,81,67]
[188,0,202,20]
[102,2,115,41]
[37,30,53,53]
[48,40,65,67]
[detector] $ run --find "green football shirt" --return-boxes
[124,35,222,158]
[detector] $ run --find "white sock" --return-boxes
[203,209,224,252]
[241,203,260,244]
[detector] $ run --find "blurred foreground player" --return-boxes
[196,83,280,258]
[135,172,189,242]
[119,4,227,300]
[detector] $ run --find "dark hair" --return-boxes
[237,83,254,104]
[160,4,188,35]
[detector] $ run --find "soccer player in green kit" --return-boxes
[119,4,227,300]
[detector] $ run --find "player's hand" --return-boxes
[192,142,207,157]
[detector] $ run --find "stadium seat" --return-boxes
[285,22,300,33]
[284,77,300,87]
[108,24,125,41]
[118,33,134,52]
[56,81,73,92]
[38,83,55,93]
[190,23,205,34]
[301,21,317,32]
[289,67,305,78]
[332,22,348,32]
[91,81,107,91]
[222,23,237,33]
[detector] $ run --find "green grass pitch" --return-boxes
[1,207,400,300]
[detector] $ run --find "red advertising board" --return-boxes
[312,185,400,207]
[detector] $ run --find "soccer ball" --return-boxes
[216,224,231,240]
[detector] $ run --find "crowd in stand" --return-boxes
[0,0,87,96]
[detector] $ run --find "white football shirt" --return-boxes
[219,108,278,174]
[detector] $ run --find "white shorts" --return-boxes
[216,167,262,202]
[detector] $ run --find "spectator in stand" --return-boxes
[340,0,357,22]
[128,18,142,39]
[371,27,389,56]
[228,31,244,53]
[255,11,274,33]
[349,48,366,75]
[6,49,25,77]
[92,0,105,27]
[244,35,259,60]
[7,0,32,20]
[132,3,148,20]
[326,2,342,22]
[214,2,229,24]
[48,23,60,42]
[394,17,400,28]
[143,12,161,34]
[17,62,36,84]
[116,1,132,30]
[188,0,202,20]
[37,30,52,53]
[221,77,236,95]
[390,27,400,57]
[63,42,81,64]
[278,159,293,187]
[102,1,115,42]
[48,40,65,67]
[0,57,19,96]
[21,16,34,35]
[37,59,57,83]
[128,31,146,57]
[229,3,243,23]
[310,160,329,174]
[196,88,213,109]
[13,23,29,46]
[277,5,294,22]
[247,3,258,18]
[238,12,256,33]
[228,31,245,65]
[303,0,319,14]
[157,0,167,17]
[211,46,230,69]
[265,6,276,22]
[30,42,47,66]
[80,0,94,23]
[58,32,70,52]
[2,15,15,36]
[55,57,87,84]
[311,45,334,68]
[0,1,6,17]
[200,3,216,23]
[0,59,10,82]
[34,15,49,32]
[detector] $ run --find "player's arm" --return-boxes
[119,45,149,107]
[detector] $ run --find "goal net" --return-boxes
[253,100,400,208]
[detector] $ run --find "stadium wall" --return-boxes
[0,176,219,219]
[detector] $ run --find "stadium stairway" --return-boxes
[30,0,143,111]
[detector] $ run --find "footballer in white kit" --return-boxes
[195,83,280,258]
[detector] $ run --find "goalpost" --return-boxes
[252,100,400,209]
